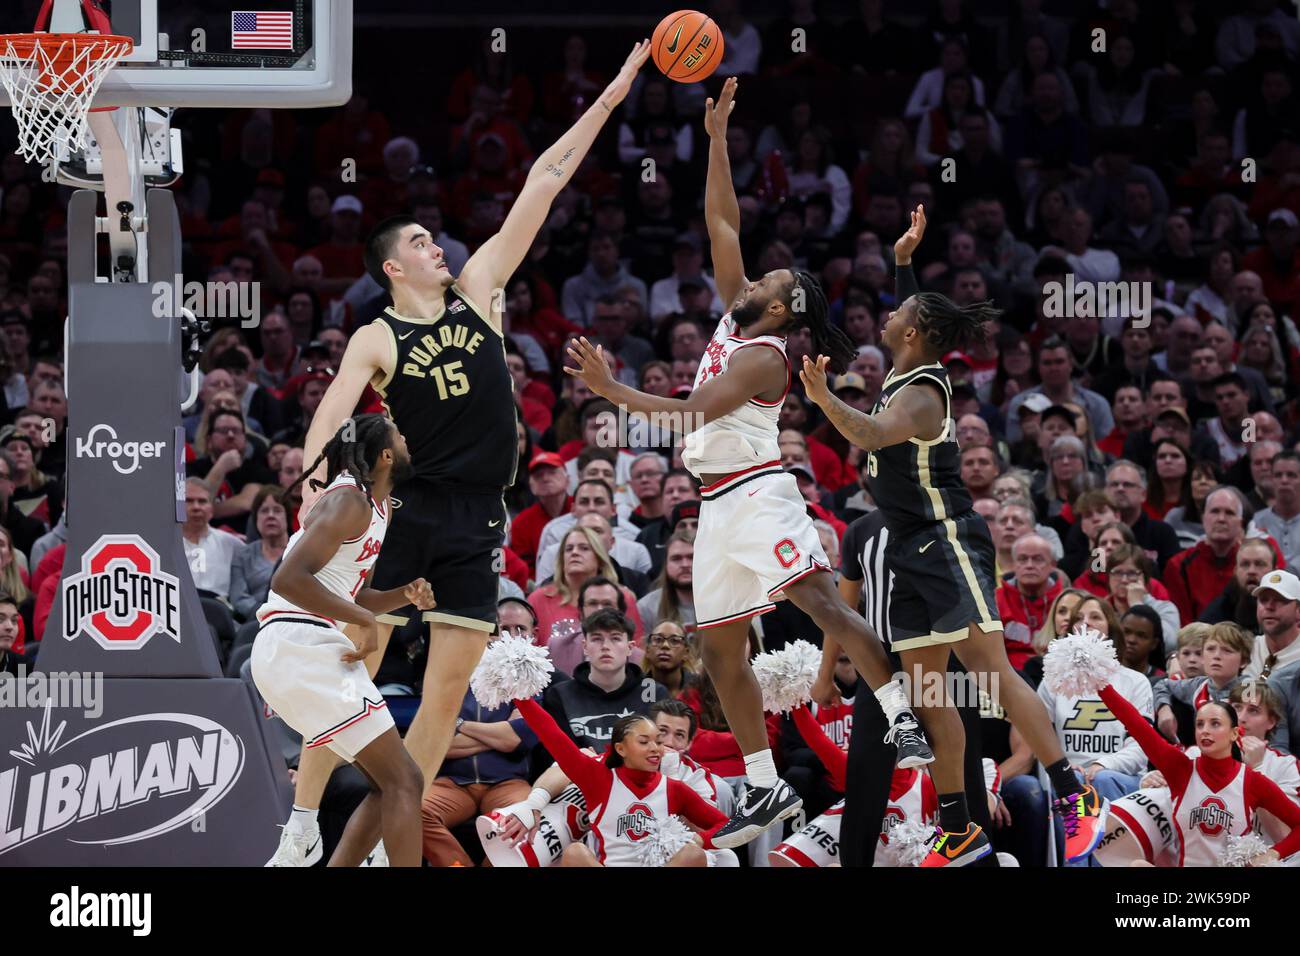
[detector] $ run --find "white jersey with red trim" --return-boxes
[257,472,390,627]
[876,768,938,867]
[589,770,671,866]
[1174,761,1252,867]
[661,749,722,807]
[681,313,789,479]
[1185,746,1300,852]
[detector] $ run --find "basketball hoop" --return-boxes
[0,32,132,164]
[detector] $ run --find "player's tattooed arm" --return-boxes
[801,354,945,450]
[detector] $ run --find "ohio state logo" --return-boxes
[1188,796,1233,836]
[615,802,655,841]
[879,806,906,844]
[61,534,181,650]
[774,538,801,569]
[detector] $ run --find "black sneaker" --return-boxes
[710,780,803,849]
[885,713,935,769]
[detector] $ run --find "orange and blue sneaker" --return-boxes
[1055,785,1106,862]
[920,823,991,868]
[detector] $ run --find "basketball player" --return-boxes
[801,205,1108,866]
[251,415,434,867]
[564,77,932,850]
[271,41,655,864]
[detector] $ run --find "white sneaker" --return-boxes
[361,841,389,867]
[265,825,323,867]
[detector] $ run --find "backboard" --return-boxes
[0,0,351,108]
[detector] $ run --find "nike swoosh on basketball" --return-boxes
[919,541,935,554]
[666,23,684,53]
[398,330,415,340]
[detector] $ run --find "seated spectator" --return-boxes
[0,450,43,560]
[186,408,275,530]
[1165,487,1276,625]
[529,527,644,653]
[1249,569,1300,679]
[1255,451,1300,569]
[422,617,540,867]
[181,478,243,603]
[1106,544,1180,654]
[1163,458,1219,550]
[229,487,289,621]
[540,607,665,752]
[1268,661,1300,756]
[1168,623,1209,680]
[1118,605,1166,683]
[536,491,649,586]
[1201,537,1277,632]
[625,454,668,529]
[647,233,725,322]
[1101,459,1182,573]
[637,528,695,633]
[1153,622,1252,746]
[0,593,32,674]
[1032,433,1090,527]
[509,451,571,575]
[638,492,700,580]
[991,496,1036,579]
[996,534,1065,670]
[561,232,648,326]
[643,619,695,700]
[272,369,331,448]
[1,432,56,528]
[548,576,647,678]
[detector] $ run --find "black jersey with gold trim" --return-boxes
[372,285,517,490]
[863,361,971,537]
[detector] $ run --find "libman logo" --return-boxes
[0,705,243,855]
[62,535,181,650]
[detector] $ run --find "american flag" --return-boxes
[231,11,294,50]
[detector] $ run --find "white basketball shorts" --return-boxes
[251,617,394,762]
[695,465,831,630]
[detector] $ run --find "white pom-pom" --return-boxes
[1217,832,1275,868]
[891,818,938,868]
[635,815,696,867]
[470,635,554,709]
[1042,625,1121,698]
[751,639,823,713]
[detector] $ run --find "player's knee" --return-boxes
[561,842,593,866]
[671,844,708,867]
[387,754,424,801]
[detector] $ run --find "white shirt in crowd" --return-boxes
[183,526,243,601]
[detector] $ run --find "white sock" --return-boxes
[287,805,318,833]
[874,682,911,724]
[743,750,779,789]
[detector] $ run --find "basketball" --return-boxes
[651,10,724,82]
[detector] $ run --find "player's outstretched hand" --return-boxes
[404,578,436,612]
[342,618,379,664]
[799,354,833,408]
[564,336,616,396]
[894,204,926,265]
[598,40,651,112]
[704,76,738,141]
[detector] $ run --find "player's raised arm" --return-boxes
[299,324,391,514]
[458,41,650,306]
[703,76,746,306]
[800,353,944,451]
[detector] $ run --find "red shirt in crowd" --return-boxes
[509,495,572,571]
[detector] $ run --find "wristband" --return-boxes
[525,787,552,813]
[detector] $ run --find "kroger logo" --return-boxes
[74,424,166,475]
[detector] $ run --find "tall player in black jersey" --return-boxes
[802,206,1106,867]
[272,41,654,867]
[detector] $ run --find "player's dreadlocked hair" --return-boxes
[288,413,394,500]
[911,293,999,356]
[785,270,856,374]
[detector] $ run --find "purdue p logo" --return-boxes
[1063,700,1115,731]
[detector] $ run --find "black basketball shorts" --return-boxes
[369,480,505,633]
[884,510,1003,652]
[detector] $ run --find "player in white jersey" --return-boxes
[564,76,932,851]
[253,415,435,867]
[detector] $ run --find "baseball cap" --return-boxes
[1267,209,1299,229]
[1021,393,1052,415]
[670,500,700,528]
[528,451,565,473]
[1253,569,1300,602]
[332,194,363,216]
[833,372,868,395]
[302,340,330,359]
[1041,404,1078,427]
[1155,406,1191,427]
[786,462,816,483]
[943,350,973,368]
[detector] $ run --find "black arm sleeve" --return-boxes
[896,262,919,302]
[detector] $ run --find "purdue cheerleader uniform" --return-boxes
[251,473,395,761]
[367,288,517,632]
[683,314,831,630]
[865,359,1002,650]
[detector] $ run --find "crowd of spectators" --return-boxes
[4,0,1300,865]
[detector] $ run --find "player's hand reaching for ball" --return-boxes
[799,354,833,408]
[894,205,927,266]
[404,578,436,612]
[342,617,379,664]
[564,336,616,396]
[598,40,651,112]
[704,76,738,141]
